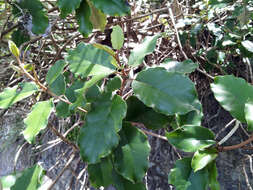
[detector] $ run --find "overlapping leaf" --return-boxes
[46,60,67,85]
[169,157,209,190]
[16,0,49,34]
[88,1,107,31]
[57,0,82,18]
[166,126,215,152]
[191,149,218,172]
[88,157,146,190]
[76,0,93,37]
[114,122,150,183]
[0,82,38,109]
[125,96,170,130]
[132,67,199,115]
[23,99,54,143]
[2,164,45,190]
[90,0,130,16]
[129,35,160,67]
[78,93,127,163]
[245,99,253,131]
[67,43,116,77]
[211,75,253,122]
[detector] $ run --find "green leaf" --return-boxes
[176,110,203,127]
[129,35,160,67]
[46,60,67,85]
[211,75,253,122]
[114,122,150,183]
[105,76,122,92]
[0,82,38,109]
[78,93,127,163]
[1,174,16,188]
[160,59,198,74]
[169,157,209,190]
[88,157,146,190]
[166,126,215,152]
[241,40,253,53]
[132,67,199,115]
[11,164,45,190]
[245,99,253,131]
[8,40,20,58]
[111,25,124,50]
[11,29,30,47]
[207,161,220,190]
[125,96,170,130]
[88,1,107,31]
[90,0,130,16]
[191,149,218,172]
[23,99,54,143]
[57,0,82,18]
[67,43,116,77]
[56,101,70,118]
[48,74,66,96]
[76,0,93,37]
[16,0,49,34]
[65,80,84,103]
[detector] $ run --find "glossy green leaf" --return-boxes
[57,0,82,18]
[0,82,38,109]
[242,40,253,53]
[132,67,199,115]
[88,157,146,190]
[129,35,160,67]
[46,60,67,85]
[23,99,54,143]
[48,74,66,96]
[169,157,209,190]
[125,96,170,130]
[207,161,220,190]
[245,99,253,131]
[78,93,127,163]
[111,25,124,50]
[114,122,150,183]
[166,126,215,152]
[90,0,130,16]
[176,110,203,127]
[88,1,107,31]
[65,80,84,103]
[160,59,198,74]
[76,0,93,37]
[8,40,20,58]
[67,43,116,77]
[191,149,218,172]
[16,0,49,34]
[211,75,253,122]
[11,164,45,190]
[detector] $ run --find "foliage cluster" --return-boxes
[1,0,253,189]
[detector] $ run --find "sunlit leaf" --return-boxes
[129,35,160,67]
[132,67,199,115]
[23,99,54,143]
[0,82,38,109]
[111,25,124,50]
[191,149,218,172]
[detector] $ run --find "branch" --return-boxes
[218,134,253,152]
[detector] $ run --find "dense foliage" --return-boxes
[1,0,253,189]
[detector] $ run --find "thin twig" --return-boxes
[218,120,240,145]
